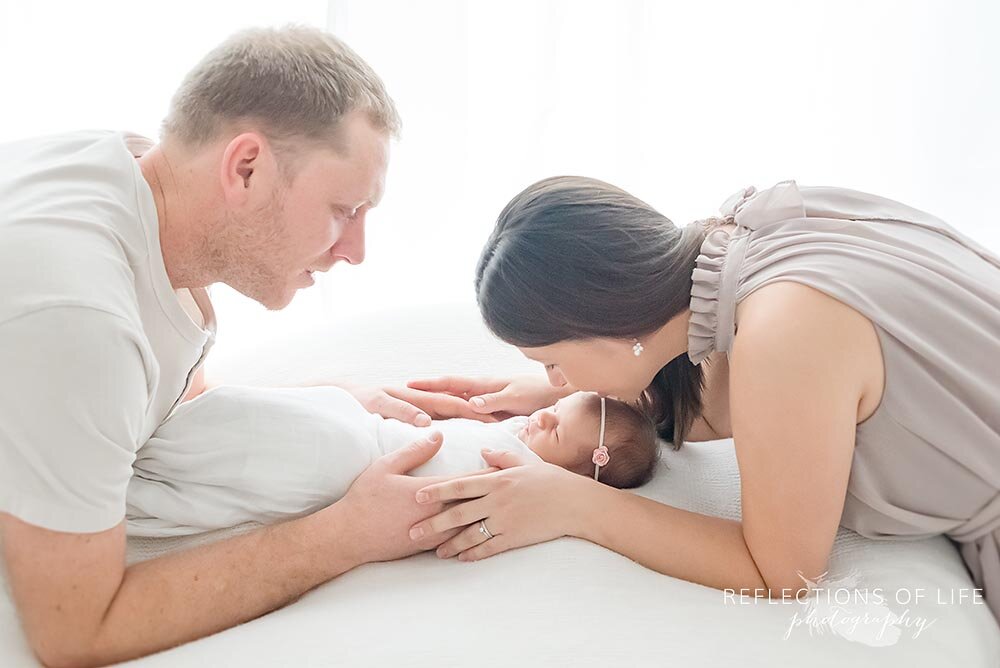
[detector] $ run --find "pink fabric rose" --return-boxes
[592,445,610,467]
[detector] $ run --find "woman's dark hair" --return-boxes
[474,176,709,448]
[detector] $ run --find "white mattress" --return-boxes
[2,302,998,667]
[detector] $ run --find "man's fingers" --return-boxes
[373,392,432,427]
[381,432,444,475]
[413,526,462,552]
[409,497,492,539]
[414,469,501,504]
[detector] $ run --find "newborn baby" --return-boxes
[127,385,658,537]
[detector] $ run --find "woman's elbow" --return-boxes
[745,542,827,600]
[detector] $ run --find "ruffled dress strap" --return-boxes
[686,181,808,365]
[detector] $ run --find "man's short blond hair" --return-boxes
[162,25,400,153]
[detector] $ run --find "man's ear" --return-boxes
[219,133,265,205]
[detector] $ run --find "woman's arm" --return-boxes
[411,458,774,593]
[412,282,882,597]
[574,475,771,592]
[725,281,881,593]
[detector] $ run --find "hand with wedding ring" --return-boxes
[409,449,593,562]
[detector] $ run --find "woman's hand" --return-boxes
[407,450,591,562]
[338,383,499,427]
[406,374,572,421]
[335,432,501,564]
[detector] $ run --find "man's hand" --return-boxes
[335,431,497,561]
[0,432,491,667]
[410,451,579,563]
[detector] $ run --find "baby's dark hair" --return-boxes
[593,397,660,489]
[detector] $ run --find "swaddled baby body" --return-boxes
[126,385,657,537]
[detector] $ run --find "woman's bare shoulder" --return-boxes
[734,281,884,424]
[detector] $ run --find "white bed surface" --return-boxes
[1,302,997,667]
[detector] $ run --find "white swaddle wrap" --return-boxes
[126,385,536,537]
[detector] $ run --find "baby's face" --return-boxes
[518,392,600,472]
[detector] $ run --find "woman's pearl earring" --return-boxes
[632,339,644,357]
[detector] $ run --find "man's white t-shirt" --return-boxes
[0,130,216,533]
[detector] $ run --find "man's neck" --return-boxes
[137,145,214,290]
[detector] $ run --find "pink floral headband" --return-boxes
[592,396,609,480]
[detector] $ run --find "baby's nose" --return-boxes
[537,410,558,429]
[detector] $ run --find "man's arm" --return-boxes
[2,509,353,668]
[2,434,456,668]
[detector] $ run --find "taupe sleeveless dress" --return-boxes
[686,181,1000,619]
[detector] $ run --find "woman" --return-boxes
[405,177,1000,616]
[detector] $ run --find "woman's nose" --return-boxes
[545,366,567,387]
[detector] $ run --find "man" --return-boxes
[0,26,481,667]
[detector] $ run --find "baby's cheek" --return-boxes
[528,441,547,461]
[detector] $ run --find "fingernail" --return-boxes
[458,553,468,562]
[471,397,485,408]
[415,414,431,427]
[481,448,493,454]
[436,548,449,558]
[416,491,429,503]
[409,527,424,540]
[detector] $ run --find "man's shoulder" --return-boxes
[0,130,149,326]
[0,130,136,179]
[0,129,128,158]
[0,130,148,222]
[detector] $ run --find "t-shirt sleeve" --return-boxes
[0,306,150,533]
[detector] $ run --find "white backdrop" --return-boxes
[1,0,997,367]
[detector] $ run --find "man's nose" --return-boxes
[545,366,567,387]
[336,212,367,265]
